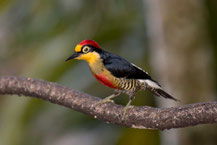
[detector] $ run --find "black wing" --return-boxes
[101,51,152,80]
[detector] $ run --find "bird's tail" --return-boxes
[152,88,179,101]
[139,79,179,101]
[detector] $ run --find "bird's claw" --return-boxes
[95,98,114,106]
[121,105,133,120]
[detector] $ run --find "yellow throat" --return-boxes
[74,44,101,64]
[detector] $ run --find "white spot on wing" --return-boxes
[131,63,149,74]
[139,79,161,89]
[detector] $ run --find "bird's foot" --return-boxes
[95,96,115,106]
[121,105,133,120]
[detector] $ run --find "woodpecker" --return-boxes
[66,40,178,119]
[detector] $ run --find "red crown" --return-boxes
[79,40,101,49]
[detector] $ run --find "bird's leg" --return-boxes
[96,90,121,105]
[121,93,136,120]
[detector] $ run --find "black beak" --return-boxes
[65,52,79,61]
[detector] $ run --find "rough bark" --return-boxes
[0,76,216,130]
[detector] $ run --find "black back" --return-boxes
[98,49,152,80]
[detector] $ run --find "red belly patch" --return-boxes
[94,74,117,89]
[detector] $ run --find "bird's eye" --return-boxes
[82,46,90,53]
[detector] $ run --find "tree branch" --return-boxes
[0,76,216,130]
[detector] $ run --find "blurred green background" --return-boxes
[0,0,216,145]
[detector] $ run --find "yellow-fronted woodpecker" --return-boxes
[66,40,178,119]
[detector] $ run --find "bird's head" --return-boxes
[65,40,101,64]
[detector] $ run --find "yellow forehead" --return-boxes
[75,44,82,52]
